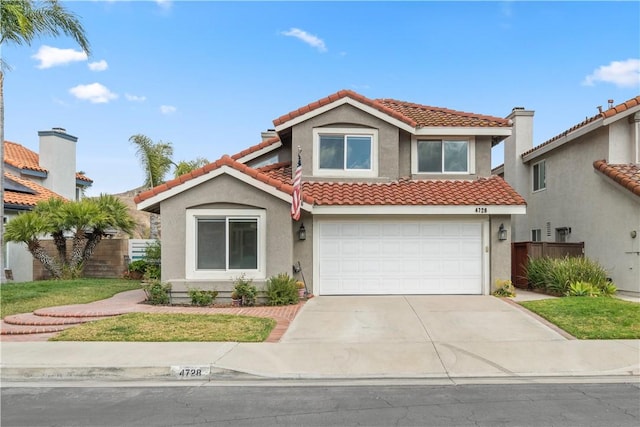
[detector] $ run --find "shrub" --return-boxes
[142,280,171,305]
[143,240,161,280]
[525,256,609,295]
[598,281,618,297]
[567,281,600,297]
[266,273,299,305]
[233,274,257,306]
[188,288,219,306]
[492,279,516,297]
[128,260,148,274]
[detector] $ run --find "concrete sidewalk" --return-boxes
[1,291,639,382]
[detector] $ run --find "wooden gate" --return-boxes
[511,242,585,288]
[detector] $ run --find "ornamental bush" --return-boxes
[265,273,299,306]
[526,256,610,296]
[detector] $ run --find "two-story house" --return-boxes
[3,128,92,282]
[135,90,526,301]
[500,97,640,295]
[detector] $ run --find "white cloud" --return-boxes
[160,105,176,114]
[32,45,87,69]
[125,93,146,102]
[69,83,118,103]
[281,28,327,52]
[582,59,640,88]
[88,60,108,71]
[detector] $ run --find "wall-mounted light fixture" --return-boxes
[498,223,507,241]
[631,230,637,239]
[298,223,306,241]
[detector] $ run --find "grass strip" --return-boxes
[520,297,640,339]
[0,279,141,318]
[51,313,276,342]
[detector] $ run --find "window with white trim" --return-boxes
[531,229,542,242]
[186,209,266,279]
[313,128,378,177]
[533,160,546,191]
[416,139,469,173]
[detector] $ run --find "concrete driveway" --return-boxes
[281,295,566,344]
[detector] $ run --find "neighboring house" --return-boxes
[2,128,92,282]
[499,97,640,294]
[135,90,526,301]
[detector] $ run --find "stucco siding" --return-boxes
[291,103,401,181]
[159,174,295,300]
[518,127,639,292]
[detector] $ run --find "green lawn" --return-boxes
[51,313,276,342]
[520,297,640,339]
[0,279,141,318]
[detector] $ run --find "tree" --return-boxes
[3,195,134,279]
[173,157,209,178]
[129,134,174,239]
[1,0,91,279]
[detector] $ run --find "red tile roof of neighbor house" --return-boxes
[135,156,526,207]
[593,160,640,197]
[273,89,510,129]
[521,96,640,158]
[3,140,93,182]
[3,172,65,208]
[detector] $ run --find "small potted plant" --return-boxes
[296,281,306,299]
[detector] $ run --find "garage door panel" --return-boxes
[318,220,483,295]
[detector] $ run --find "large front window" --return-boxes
[533,160,546,191]
[186,209,266,279]
[197,218,257,270]
[313,128,378,177]
[417,140,469,173]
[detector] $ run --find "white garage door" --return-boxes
[317,220,483,295]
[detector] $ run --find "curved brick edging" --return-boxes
[1,289,306,343]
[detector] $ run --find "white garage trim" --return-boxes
[313,218,489,295]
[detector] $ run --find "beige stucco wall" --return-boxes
[159,174,296,302]
[490,215,512,291]
[517,126,640,293]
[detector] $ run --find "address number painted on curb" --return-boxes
[170,365,211,379]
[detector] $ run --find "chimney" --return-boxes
[261,129,277,141]
[38,128,78,200]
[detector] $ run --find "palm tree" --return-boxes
[1,0,91,279]
[173,157,209,178]
[129,134,173,239]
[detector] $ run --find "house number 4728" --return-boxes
[475,207,487,213]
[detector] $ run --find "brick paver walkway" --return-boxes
[1,290,305,343]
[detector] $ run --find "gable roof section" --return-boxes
[230,136,282,163]
[273,89,510,136]
[521,96,640,159]
[3,172,65,210]
[3,140,93,182]
[134,155,314,213]
[593,160,640,197]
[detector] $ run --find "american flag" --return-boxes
[291,152,302,220]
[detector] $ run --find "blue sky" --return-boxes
[3,0,639,196]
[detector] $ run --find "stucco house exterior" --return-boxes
[135,90,526,301]
[2,128,92,282]
[498,96,640,294]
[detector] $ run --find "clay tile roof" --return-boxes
[230,136,281,160]
[593,160,640,197]
[376,99,510,128]
[133,156,314,205]
[4,140,92,182]
[303,176,526,206]
[521,96,640,158]
[4,141,47,173]
[272,89,510,129]
[3,172,66,208]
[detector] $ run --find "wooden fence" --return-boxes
[511,241,585,288]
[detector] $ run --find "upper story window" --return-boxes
[313,128,378,178]
[412,138,474,174]
[533,160,546,191]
